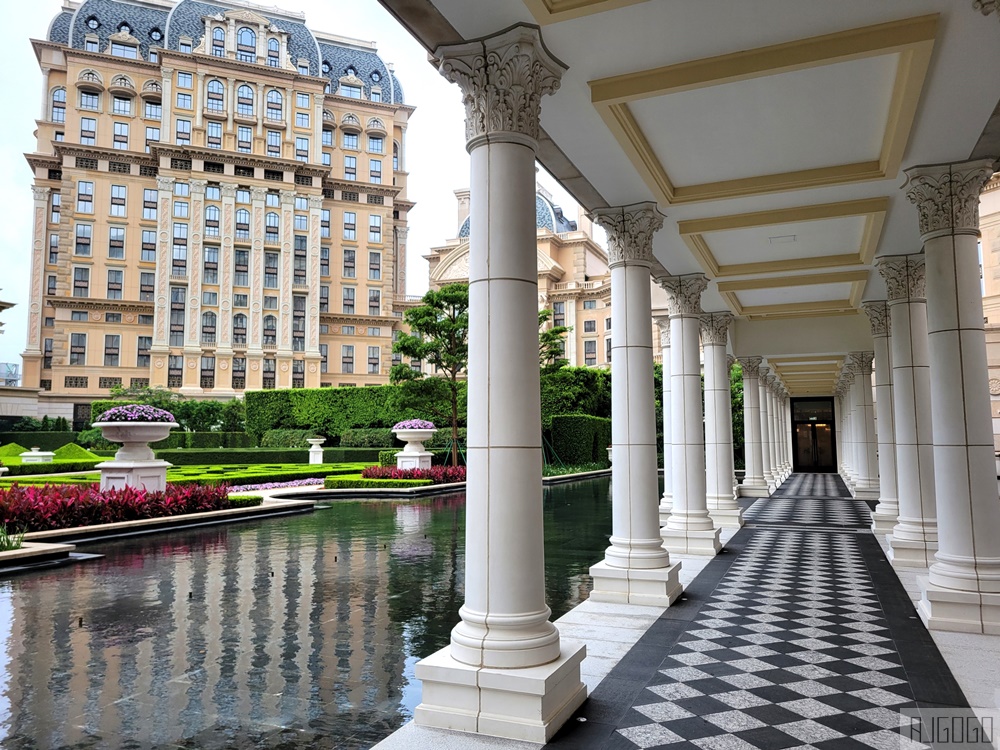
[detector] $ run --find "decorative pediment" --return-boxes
[107,29,140,46]
[225,8,272,26]
[339,73,365,88]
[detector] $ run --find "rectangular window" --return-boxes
[80,91,99,110]
[294,213,307,231]
[112,96,131,115]
[140,229,156,262]
[234,249,249,286]
[85,38,99,53]
[343,132,358,150]
[106,313,121,323]
[169,286,185,346]
[368,345,380,374]
[343,212,356,240]
[205,185,220,200]
[177,72,192,88]
[142,189,157,220]
[48,233,59,264]
[369,159,381,184]
[174,182,190,198]
[176,92,192,109]
[320,246,330,276]
[341,345,354,374]
[145,101,161,120]
[264,252,279,288]
[233,293,248,307]
[202,291,218,306]
[232,357,246,389]
[145,126,160,152]
[111,42,138,59]
[172,223,188,276]
[263,295,277,310]
[343,155,356,181]
[168,354,183,387]
[296,92,310,108]
[371,90,381,103]
[137,336,152,367]
[343,248,356,278]
[110,184,127,217]
[322,128,333,147]
[584,340,597,366]
[104,334,121,366]
[368,288,380,316]
[76,181,94,213]
[295,112,309,128]
[295,137,309,162]
[605,317,612,331]
[175,119,191,145]
[583,299,597,310]
[368,214,381,243]
[606,337,612,363]
[201,356,215,389]
[319,285,329,313]
[140,271,154,301]
[340,84,361,99]
[50,193,61,223]
[553,301,565,327]
[368,135,384,154]
[139,314,153,325]
[583,320,596,333]
[294,236,307,284]
[80,117,97,146]
[43,338,53,369]
[70,333,87,365]
[319,209,331,239]
[108,226,125,259]
[369,251,381,280]
[266,130,281,156]
[113,121,129,149]
[207,121,222,149]
[70,311,87,321]
[237,126,252,153]
[47,275,57,295]
[342,287,355,314]
[75,224,92,256]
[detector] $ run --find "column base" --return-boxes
[589,559,683,606]
[851,485,880,501]
[870,508,898,535]
[414,643,587,743]
[915,576,1000,634]
[886,537,937,569]
[708,506,745,529]
[658,497,672,525]
[739,484,771,498]
[661,527,722,556]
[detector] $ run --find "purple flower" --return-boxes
[228,478,324,492]
[392,419,435,430]
[96,404,176,423]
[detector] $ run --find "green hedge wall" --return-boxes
[540,368,611,429]
[323,477,432,489]
[4,460,102,476]
[340,428,394,447]
[549,414,612,465]
[152,447,383,465]
[260,429,317,448]
[0,432,78,451]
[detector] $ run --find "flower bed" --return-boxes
[95,404,176,423]
[228,478,325,493]
[360,466,466,484]
[0,483,260,532]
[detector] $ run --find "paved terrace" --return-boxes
[377,474,999,750]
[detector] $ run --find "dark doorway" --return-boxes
[791,397,837,473]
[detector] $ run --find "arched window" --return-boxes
[263,315,277,345]
[393,142,399,172]
[237,27,256,62]
[206,79,224,111]
[51,88,66,123]
[205,206,220,237]
[265,212,279,243]
[266,90,282,120]
[212,27,225,57]
[233,313,247,344]
[267,38,280,67]
[201,311,217,344]
[236,84,254,117]
[235,209,250,240]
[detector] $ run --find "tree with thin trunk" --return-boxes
[390,284,469,466]
[538,308,573,374]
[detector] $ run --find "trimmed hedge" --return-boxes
[550,414,612,465]
[540,369,611,429]
[152,447,384,466]
[52,444,100,461]
[0,432,78,451]
[227,495,263,507]
[340,428,394,448]
[261,429,317,448]
[379,450,401,466]
[0,443,27,458]
[377,449,456,467]
[4,460,102,476]
[323,476,432,489]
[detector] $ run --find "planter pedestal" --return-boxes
[20,448,54,464]
[93,421,178,492]
[393,428,436,470]
[307,438,326,465]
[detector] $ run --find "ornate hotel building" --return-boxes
[23,0,414,425]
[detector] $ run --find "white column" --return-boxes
[591,208,683,595]
[905,160,1000,633]
[25,186,50,357]
[848,352,879,499]
[876,254,937,569]
[863,302,899,534]
[660,276,721,555]
[738,356,769,496]
[778,388,791,475]
[414,27,586,743]
[702,312,743,528]
[758,366,777,491]
[841,371,858,486]
[764,374,782,484]
[654,315,672,521]
[835,389,846,478]
[728,355,740,494]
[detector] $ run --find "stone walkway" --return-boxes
[547,474,992,750]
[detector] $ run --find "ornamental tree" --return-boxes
[390,284,470,466]
[538,308,573,374]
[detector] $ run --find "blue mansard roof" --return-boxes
[458,192,577,239]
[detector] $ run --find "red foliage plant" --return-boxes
[360,465,466,484]
[0,483,234,532]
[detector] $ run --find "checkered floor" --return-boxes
[615,526,927,750]
[742,496,873,528]
[772,474,851,498]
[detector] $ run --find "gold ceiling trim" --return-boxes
[590,15,937,204]
[716,269,869,292]
[523,0,650,24]
[678,198,888,278]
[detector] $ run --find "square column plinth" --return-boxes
[589,560,683,606]
[661,527,723,556]
[414,643,587,743]
[916,575,1000,634]
[739,485,771,498]
[97,460,172,492]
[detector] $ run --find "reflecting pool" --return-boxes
[0,478,611,749]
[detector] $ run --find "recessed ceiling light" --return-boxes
[768,234,797,244]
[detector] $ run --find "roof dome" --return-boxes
[458,192,576,238]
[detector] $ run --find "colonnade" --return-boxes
[413,22,1000,745]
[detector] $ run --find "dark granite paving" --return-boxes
[548,474,988,750]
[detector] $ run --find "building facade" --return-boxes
[24,0,414,426]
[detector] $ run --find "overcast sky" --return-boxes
[0,0,593,371]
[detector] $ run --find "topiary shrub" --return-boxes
[340,428,394,448]
[260,429,317,448]
[0,443,27,458]
[52,444,100,461]
[549,414,612,465]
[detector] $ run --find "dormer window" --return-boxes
[149,28,162,42]
[267,38,280,67]
[86,16,99,30]
[298,62,309,75]
[180,38,192,54]
[341,84,361,99]
[237,27,256,62]
[371,71,381,83]
[346,67,356,77]
[321,61,330,74]
[212,27,225,57]
[118,23,130,35]
[85,36,99,53]
[111,42,138,59]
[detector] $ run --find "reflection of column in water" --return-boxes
[180,546,211,738]
[278,533,304,719]
[148,554,180,742]
[247,532,275,726]
[212,531,243,727]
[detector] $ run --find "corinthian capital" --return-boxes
[700,311,733,345]
[973,0,999,19]
[434,25,566,149]
[653,315,670,348]
[156,176,176,191]
[903,159,996,241]
[848,351,874,376]
[660,274,708,316]
[590,202,663,268]
[875,254,925,302]
[31,186,51,203]
[861,301,891,337]
[738,356,762,378]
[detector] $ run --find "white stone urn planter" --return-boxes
[307,437,326,465]
[607,446,613,464]
[393,428,437,470]
[93,421,178,492]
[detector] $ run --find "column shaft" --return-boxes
[655,317,672,521]
[849,352,879,498]
[702,314,742,528]
[758,368,776,490]
[863,302,899,534]
[738,357,769,496]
